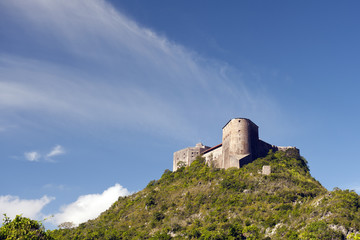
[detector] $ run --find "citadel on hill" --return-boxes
[173,118,298,171]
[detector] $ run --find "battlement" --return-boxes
[173,118,298,171]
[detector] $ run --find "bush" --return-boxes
[0,215,53,240]
[300,221,344,239]
[153,212,165,221]
[242,225,259,240]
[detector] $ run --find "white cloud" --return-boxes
[47,145,65,158]
[52,183,130,225]
[0,195,54,219]
[24,151,41,162]
[0,184,129,225]
[23,145,65,162]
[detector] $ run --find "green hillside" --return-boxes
[50,150,360,239]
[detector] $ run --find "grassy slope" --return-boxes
[51,150,360,239]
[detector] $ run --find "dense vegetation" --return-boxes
[47,150,360,239]
[0,215,53,240]
[2,150,359,239]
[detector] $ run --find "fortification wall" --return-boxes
[276,146,300,157]
[172,118,299,171]
[202,144,223,168]
[276,146,299,152]
[257,140,276,158]
[173,143,210,171]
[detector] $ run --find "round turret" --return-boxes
[222,118,259,168]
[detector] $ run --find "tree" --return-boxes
[177,161,186,168]
[0,214,53,240]
[58,221,75,229]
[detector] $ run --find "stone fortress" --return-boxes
[173,118,298,171]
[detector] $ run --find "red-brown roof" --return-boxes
[201,143,222,154]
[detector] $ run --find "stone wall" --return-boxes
[222,118,259,168]
[172,118,298,171]
[173,143,210,171]
[202,144,223,168]
[257,140,277,158]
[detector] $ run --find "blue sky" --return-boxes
[1,0,360,229]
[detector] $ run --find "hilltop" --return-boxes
[50,149,360,239]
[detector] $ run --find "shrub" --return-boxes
[300,221,344,239]
[0,215,53,240]
[153,212,165,222]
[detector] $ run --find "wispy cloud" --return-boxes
[24,151,41,162]
[0,0,287,141]
[47,145,65,158]
[0,195,54,219]
[24,145,65,163]
[43,184,66,191]
[0,124,17,133]
[52,183,130,225]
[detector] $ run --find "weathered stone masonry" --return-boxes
[173,118,298,171]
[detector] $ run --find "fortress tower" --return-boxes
[222,118,259,168]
